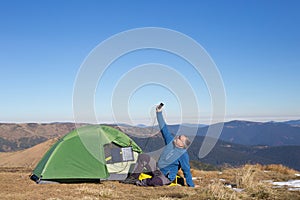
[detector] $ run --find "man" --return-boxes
[122,105,195,187]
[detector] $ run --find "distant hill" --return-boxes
[116,123,300,170]
[1,121,300,171]
[0,123,85,152]
[0,138,57,169]
[190,137,300,171]
[283,119,300,127]
[167,120,300,146]
[217,120,300,146]
[130,135,300,171]
[2,120,300,152]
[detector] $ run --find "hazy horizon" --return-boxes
[1,115,299,126]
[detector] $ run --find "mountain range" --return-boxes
[128,134,300,171]
[167,120,300,146]
[0,120,299,170]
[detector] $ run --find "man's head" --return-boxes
[173,135,191,149]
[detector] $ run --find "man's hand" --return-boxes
[156,105,163,112]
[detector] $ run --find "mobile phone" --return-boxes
[157,103,164,109]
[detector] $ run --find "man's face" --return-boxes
[174,135,187,148]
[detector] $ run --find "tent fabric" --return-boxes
[31,125,142,183]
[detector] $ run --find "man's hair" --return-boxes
[182,136,191,148]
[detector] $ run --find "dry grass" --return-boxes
[1,165,299,200]
[233,165,276,199]
[0,169,199,200]
[216,164,300,200]
[208,180,242,200]
[262,164,298,174]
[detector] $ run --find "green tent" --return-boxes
[30,125,142,183]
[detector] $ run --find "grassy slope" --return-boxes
[0,140,299,200]
[0,139,56,169]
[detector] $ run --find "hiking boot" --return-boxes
[120,176,139,184]
[135,179,147,186]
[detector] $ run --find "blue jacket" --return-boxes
[157,112,195,187]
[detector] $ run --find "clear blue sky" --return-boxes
[0,0,299,124]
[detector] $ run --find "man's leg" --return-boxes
[136,169,171,187]
[121,153,156,184]
[133,155,171,187]
[130,153,157,178]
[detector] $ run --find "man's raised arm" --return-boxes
[156,106,173,144]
